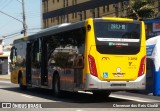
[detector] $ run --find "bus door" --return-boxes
[145,58,154,94]
[41,38,48,86]
[74,54,83,88]
[26,42,32,84]
[31,39,41,86]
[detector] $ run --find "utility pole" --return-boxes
[22,0,27,36]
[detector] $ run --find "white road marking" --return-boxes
[21,94,33,98]
[110,94,160,102]
[78,91,160,102]
[78,91,92,94]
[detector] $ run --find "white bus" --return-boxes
[146,35,160,96]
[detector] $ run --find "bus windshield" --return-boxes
[94,20,141,54]
[95,21,140,39]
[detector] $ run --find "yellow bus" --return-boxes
[10,17,146,98]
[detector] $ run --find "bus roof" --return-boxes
[21,17,140,41]
[102,17,134,22]
[28,20,85,40]
[13,36,28,44]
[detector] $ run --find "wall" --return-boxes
[42,0,129,28]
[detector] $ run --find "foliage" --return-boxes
[127,0,155,20]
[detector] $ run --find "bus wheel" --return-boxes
[19,77,27,90]
[93,91,111,100]
[53,74,61,97]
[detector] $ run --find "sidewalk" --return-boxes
[0,75,10,80]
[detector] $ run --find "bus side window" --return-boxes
[10,48,13,63]
[74,54,84,68]
[32,39,41,68]
[10,47,17,64]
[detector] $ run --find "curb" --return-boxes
[0,75,10,81]
[0,78,10,81]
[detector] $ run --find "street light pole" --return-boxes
[22,0,27,36]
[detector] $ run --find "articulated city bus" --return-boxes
[10,17,146,98]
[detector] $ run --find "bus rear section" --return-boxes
[84,18,146,91]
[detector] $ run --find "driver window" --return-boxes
[10,47,17,64]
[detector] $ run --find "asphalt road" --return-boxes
[0,80,160,111]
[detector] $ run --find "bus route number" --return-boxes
[108,23,127,32]
[128,57,137,60]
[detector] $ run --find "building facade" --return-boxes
[144,0,160,39]
[42,0,129,28]
[0,38,11,75]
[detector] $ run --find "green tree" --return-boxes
[127,0,155,20]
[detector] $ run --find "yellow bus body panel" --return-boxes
[11,68,27,85]
[84,17,146,81]
[11,70,19,84]
[11,67,27,86]
[89,46,146,81]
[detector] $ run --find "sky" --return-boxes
[0,0,41,45]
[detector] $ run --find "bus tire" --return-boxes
[53,74,61,97]
[19,76,27,90]
[93,91,111,99]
